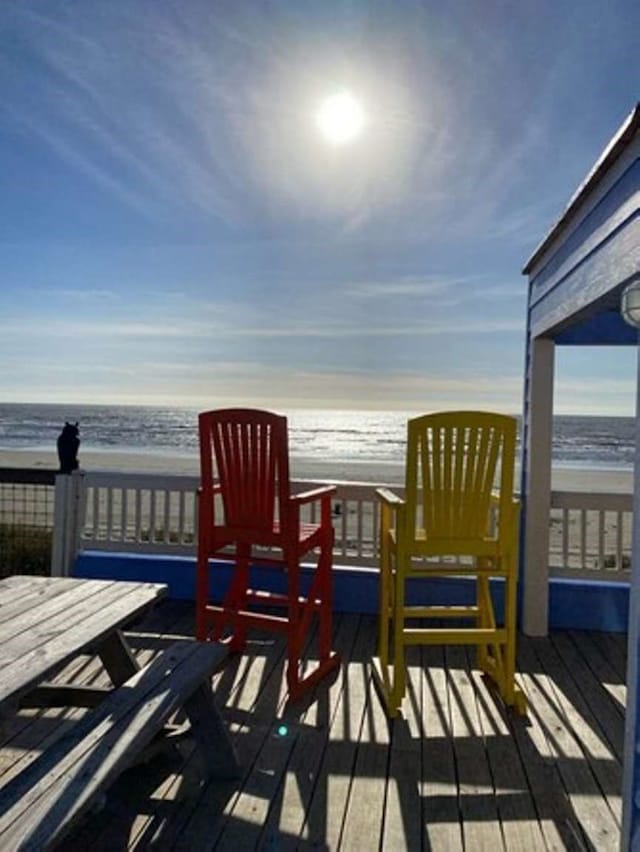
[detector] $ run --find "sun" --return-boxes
[315,91,366,146]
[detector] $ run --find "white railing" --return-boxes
[550,490,632,581]
[51,471,634,583]
[54,471,388,573]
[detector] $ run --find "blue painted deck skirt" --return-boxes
[74,551,630,633]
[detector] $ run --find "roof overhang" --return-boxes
[523,102,640,275]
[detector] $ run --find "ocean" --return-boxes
[0,403,635,472]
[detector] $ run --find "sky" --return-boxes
[1,0,639,415]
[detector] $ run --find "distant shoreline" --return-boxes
[0,448,633,493]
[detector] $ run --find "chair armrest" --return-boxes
[290,485,337,506]
[376,487,405,507]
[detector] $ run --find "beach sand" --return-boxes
[0,448,633,493]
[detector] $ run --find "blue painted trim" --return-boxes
[74,552,629,632]
[554,310,638,345]
[547,577,629,632]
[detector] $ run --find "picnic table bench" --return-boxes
[0,575,238,850]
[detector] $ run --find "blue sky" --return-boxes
[2,0,639,414]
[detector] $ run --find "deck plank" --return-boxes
[421,644,464,851]
[465,649,546,850]
[304,615,377,850]
[0,603,626,852]
[588,631,628,683]
[551,631,625,759]
[257,613,360,849]
[153,628,289,851]
[532,634,622,824]
[566,629,626,714]
[53,604,204,850]
[331,614,388,851]
[382,645,428,850]
[519,635,620,851]
[445,645,505,851]
[210,616,337,851]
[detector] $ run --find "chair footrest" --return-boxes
[401,605,482,619]
[0,640,237,850]
[403,627,507,645]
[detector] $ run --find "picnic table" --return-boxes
[0,575,238,850]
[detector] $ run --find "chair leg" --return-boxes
[475,572,504,688]
[286,539,340,702]
[474,559,526,715]
[476,572,490,673]
[318,530,334,663]
[227,548,250,651]
[389,563,406,716]
[503,562,526,713]
[195,552,209,641]
[377,543,390,673]
[372,531,397,715]
[207,549,250,650]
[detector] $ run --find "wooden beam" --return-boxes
[19,683,112,709]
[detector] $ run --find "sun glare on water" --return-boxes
[315,91,366,146]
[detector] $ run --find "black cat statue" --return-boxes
[57,422,80,474]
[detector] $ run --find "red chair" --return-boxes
[196,408,340,701]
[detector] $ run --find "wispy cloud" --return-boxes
[344,275,456,299]
[0,313,524,340]
[3,4,250,223]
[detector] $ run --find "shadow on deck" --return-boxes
[0,601,625,851]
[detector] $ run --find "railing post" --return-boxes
[68,470,86,575]
[51,471,85,577]
[52,474,71,577]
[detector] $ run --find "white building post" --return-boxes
[523,336,555,636]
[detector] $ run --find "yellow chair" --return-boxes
[373,410,526,717]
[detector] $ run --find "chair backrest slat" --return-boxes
[199,409,290,532]
[406,411,516,543]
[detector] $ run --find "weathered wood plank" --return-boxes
[421,644,464,850]
[303,615,376,850]
[19,683,113,708]
[0,577,79,624]
[0,580,119,651]
[446,645,505,851]
[587,630,628,683]
[210,617,338,851]
[0,605,627,852]
[61,603,209,849]
[466,648,545,850]
[0,601,192,788]
[518,635,619,850]
[551,631,625,759]
[257,613,360,849]
[96,629,140,685]
[0,583,166,708]
[162,629,291,850]
[382,645,428,850]
[529,634,622,825]
[567,630,626,712]
[0,641,230,850]
[339,616,390,851]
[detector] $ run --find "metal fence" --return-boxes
[0,468,56,577]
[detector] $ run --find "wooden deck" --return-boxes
[0,601,626,850]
